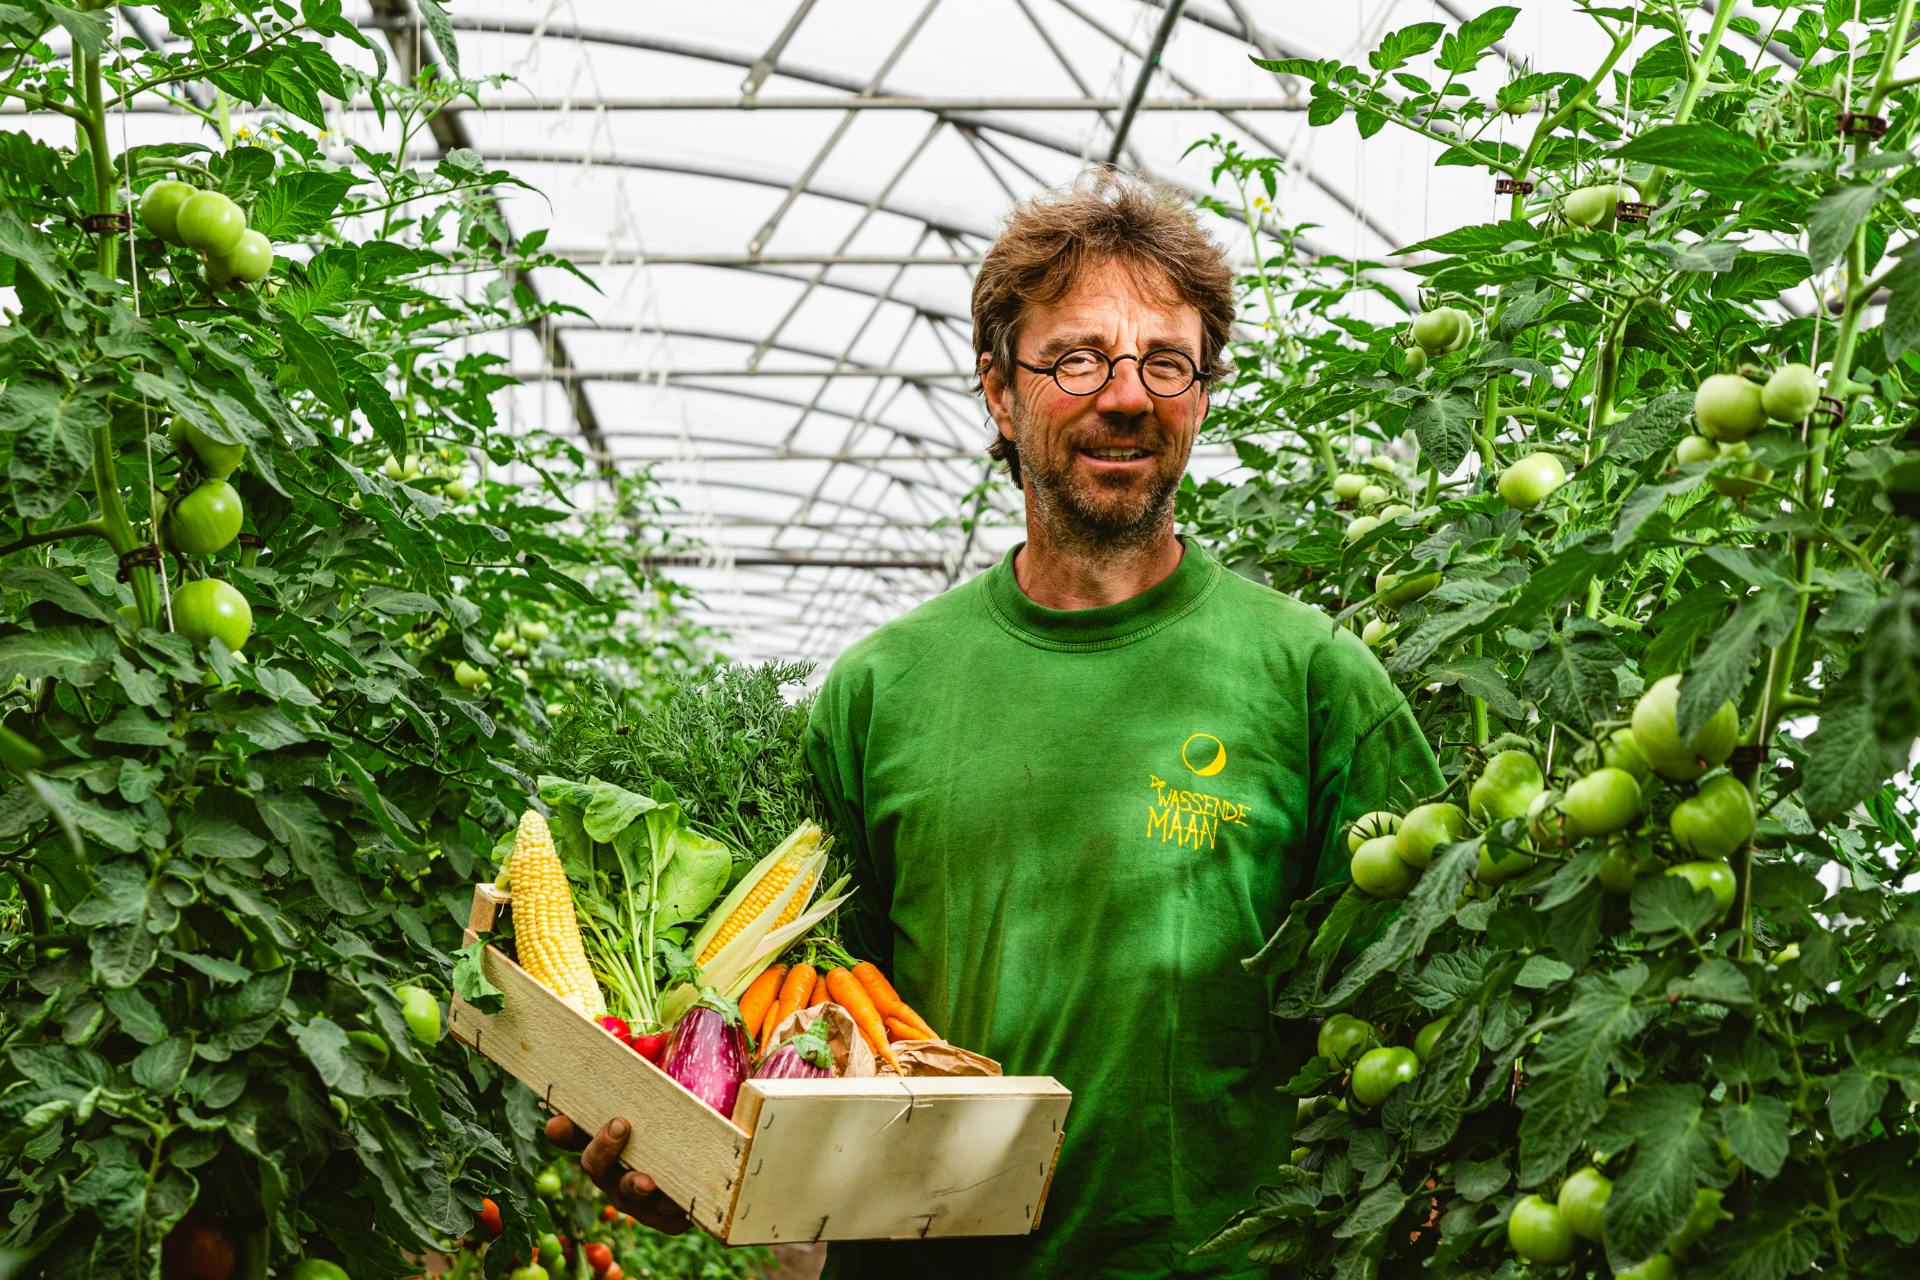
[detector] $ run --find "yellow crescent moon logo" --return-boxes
[1182,733,1227,777]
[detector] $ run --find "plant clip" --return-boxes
[1613,201,1655,224]
[1494,178,1535,195]
[1812,395,1845,425]
[1836,111,1889,140]
[115,543,163,581]
[1726,744,1767,772]
[79,211,133,235]
[235,532,263,548]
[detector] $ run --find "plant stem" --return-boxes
[0,520,110,557]
[1641,0,1738,203]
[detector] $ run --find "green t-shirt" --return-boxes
[804,538,1441,1279]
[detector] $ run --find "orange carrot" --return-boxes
[774,963,816,1031]
[827,967,900,1071]
[884,1015,923,1042]
[757,996,783,1058]
[738,963,787,1044]
[851,961,937,1039]
[807,978,831,1008]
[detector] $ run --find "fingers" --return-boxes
[548,1117,689,1233]
[542,1113,586,1151]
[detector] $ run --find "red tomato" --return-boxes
[161,1216,237,1280]
[600,1204,618,1222]
[584,1242,613,1275]
[477,1196,503,1238]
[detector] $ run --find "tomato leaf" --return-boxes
[1720,1096,1790,1178]
[1592,1083,1718,1268]
[1515,963,1650,1184]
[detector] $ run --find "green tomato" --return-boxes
[1288,1144,1311,1165]
[1396,802,1465,869]
[169,418,245,479]
[1600,727,1653,784]
[1631,673,1739,781]
[1667,1187,1728,1254]
[210,229,273,286]
[537,1232,563,1265]
[139,179,197,245]
[287,1262,351,1280]
[1376,569,1440,609]
[1527,788,1571,848]
[1376,503,1413,520]
[1442,307,1473,352]
[1469,750,1544,823]
[509,1267,550,1280]
[534,1167,563,1198]
[1597,844,1649,894]
[1694,373,1767,441]
[1365,456,1398,475]
[1665,860,1736,919]
[173,577,252,652]
[1761,363,1820,422]
[1411,308,1463,354]
[452,661,487,690]
[1405,345,1427,375]
[1670,773,1755,860]
[175,190,247,257]
[397,984,441,1044]
[1707,439,1773,498]
[1498,451,1567,509]
[166,480,244,555]
[1344,514,1382,544]
[1477,844,1536,885]
[1350,1046,1419,1107]
[344,1030,389,1073]
[1360,617,1393,649]
[1616,1255,1677,1280]
[1351,834,1418,898]
[1561,767,1643,839]
[1346,810,1400,853]
[1412,1014,1452,1062]
[1562,182,1633,229]
[1556,1166,1611,1241]
[1507,1194,1575,1264]
[1332,472,1368,500]
[1769,942,1801,965]
[1316,1013,1376,1067]
[519,620,552,643]
[1674,433,1720,466]
[1356,483,1389,508]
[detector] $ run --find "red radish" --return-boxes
[595,1014,631,1040]
[752,1024,834,1080]
[627,1031,669,1063]
[661,1003,748,1118]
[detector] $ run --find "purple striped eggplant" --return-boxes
[752,1024,834,1080]
[661,1004,749,1117]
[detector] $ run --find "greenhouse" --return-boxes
[3,2,1919,1279]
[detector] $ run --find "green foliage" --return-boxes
[0,3,714,1276]
[1188,3,1920,1276]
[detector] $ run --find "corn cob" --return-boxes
[507,809,604,1018]
[693,824,823,965]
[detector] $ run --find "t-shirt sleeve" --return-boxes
[1298,629,1445,899]
[803,660,895,970]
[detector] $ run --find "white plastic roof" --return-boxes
[105,3,1763,665]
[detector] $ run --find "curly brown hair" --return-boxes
[972,168,1236,487]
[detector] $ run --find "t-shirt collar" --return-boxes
[983,535,1221,650]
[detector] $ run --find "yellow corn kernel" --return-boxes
[696,859,814,965]
[507,809,604,1018]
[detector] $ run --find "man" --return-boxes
[550,170,1441,1277]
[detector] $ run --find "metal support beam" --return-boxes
[1106,0,1186,165]
[742,0,821,95]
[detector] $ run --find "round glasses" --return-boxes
[1013,347,1203,397]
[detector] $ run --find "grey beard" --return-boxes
[1012,408,1183,557]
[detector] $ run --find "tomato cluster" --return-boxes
[139,180,274,288]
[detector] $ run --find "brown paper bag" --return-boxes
[761,1003,877,1078]
[881,1039,1002,1078]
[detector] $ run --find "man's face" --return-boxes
[985,259,1210,554]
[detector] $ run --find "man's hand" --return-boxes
[542,1115,690,1235]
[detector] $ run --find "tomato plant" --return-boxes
[1185,4,1920,1276]
[0,3,714,1276]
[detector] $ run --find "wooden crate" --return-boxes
[448,885,1071,1245]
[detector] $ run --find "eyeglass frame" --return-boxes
[1009,346,1209,398]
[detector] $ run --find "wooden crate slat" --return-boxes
[447,913,747,1236]
[724,1076,1071,1244]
